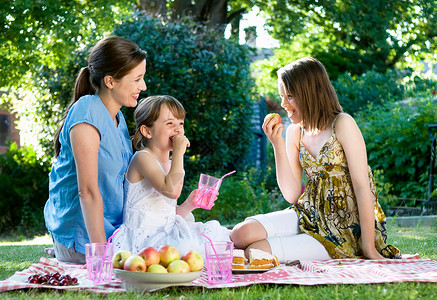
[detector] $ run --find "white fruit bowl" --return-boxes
[113,269,201,292]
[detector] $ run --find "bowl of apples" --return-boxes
[112,245,203,291]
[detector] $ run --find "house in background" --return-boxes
[0,109,20,154]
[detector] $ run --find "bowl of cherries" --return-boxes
[26,272,79,286]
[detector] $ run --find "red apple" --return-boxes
[112,250,132,269]
[167,259,190,273]
[181,250,204,272]
[159,245,180,267]
[123,255,146,272]
[147,264,168,273]
[138,246,160,267]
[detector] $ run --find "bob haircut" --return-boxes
[277,57,342,132]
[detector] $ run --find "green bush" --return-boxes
[356,96,436,200]
[0,142,50,236]
[403,74,437,99]
[113,14,256,179]
[373,169,398,214]
[332,69,406,115]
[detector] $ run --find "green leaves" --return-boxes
[0,0,135,89]
[356,96,436,199]
[257,0,437,76]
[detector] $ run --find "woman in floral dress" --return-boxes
[231,57,401,261]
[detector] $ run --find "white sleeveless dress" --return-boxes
[113,150,231,258]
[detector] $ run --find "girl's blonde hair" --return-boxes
[277,57,342,132]
[132,95,185,151]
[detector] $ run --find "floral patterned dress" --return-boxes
[291,118,401,259]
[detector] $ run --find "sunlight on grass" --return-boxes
[387,225,437,261]
[0,234,52,246]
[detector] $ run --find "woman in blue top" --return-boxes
[44,36,147,263]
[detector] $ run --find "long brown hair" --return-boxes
[277,57,342,132]
[53,36,147,157]
[132,95,185,152]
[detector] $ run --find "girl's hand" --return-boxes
[176,189,198,218]
[185,189,199,208]
[365,251,385,260]
[172,134,190,155]
[363,246,385,260]
[262,114,284,146]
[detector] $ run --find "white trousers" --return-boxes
[247,209,332,262]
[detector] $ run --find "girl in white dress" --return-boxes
[113,95,230,257]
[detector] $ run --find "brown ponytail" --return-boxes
[132,130,144,152]
[53,67,95,156]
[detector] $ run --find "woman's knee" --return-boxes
[230,219,266,249]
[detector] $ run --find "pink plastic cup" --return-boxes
[85,243,113,284]
[204,241,233,285]
[194,174,221,210]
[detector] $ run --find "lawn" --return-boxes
[0,224,436,299]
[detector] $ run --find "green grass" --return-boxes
[0,225,436,299]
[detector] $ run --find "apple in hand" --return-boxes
[123,255,146,272]
[265,113,281,126]
[159,245,180,267]
[181,250,204,272]
[147,264,168,273]
[138,246,160,267]
[112,250,132,269]
[167,259,190,273]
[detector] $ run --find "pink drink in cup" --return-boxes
[194,170,236,210]
[85,243,113,284]
[204,241,233,285]
[194,174,221,209]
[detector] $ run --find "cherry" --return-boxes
[26,272,79,286]
[60,279,69,286]
[70,277,78,285]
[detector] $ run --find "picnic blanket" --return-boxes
[1,255,436,293]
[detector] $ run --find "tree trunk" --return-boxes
[136,0,246,36]
[137,0,167,17]
[173,0,192,19]
[209,0,228,31]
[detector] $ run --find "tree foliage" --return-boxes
[256,0,437,76]
[0,0,136,90]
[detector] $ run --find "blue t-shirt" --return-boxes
[44,94,133,254]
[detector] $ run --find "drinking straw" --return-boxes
[200,233,225,279]
[96,228,120,283]
[213,170,236,188]
[104,228,120,255]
